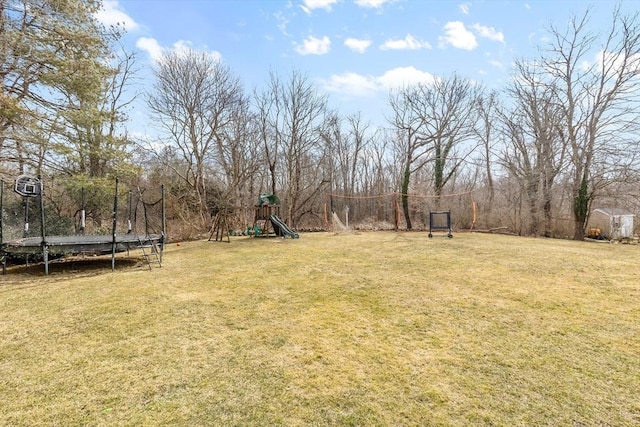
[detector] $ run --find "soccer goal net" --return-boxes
[324,191,476,232]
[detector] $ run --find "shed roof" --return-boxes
[592,208,635,217]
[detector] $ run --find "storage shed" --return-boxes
[587,208,636,241]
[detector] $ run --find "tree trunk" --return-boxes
[572,175,590,240]
[525,177,539,236]
[401,158,412,230]
[542,177,553,237]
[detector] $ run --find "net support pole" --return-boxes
[23,197,29,237]
[127,190,133,233]
[1,181,5,275]
[160,184,165,264]
[111,178,119,271]
[39,176,48,275]
[80,187,85,235]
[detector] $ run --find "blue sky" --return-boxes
[95,0,639,133]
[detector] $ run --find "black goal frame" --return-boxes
[428,210,453,238]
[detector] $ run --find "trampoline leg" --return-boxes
[43,246,49,276]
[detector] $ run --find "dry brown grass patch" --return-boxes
[1,232,639,426]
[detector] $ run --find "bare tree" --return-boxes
[414,75,480,201]
[361,130,392,196]
[255,70,327,227]
[318,111,377,225]
[474,89,501,210]
[213,94,262,221]
[147,49,245,223]
[542,7,640,239]
[500,60,565,236]
[321,111,371,195]
[388,89,427,230]
[388,74,480,229]
[254,71,281,196]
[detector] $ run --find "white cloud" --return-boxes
[380,34,431,51]
[376,66,435,90]
[174,41,222,62]
[459,2,471,14]
[136,38,222,63]
[597,49,640,75]
[94,0,138,30]
[295,35,331,55]
[344,38,372,53]
[488,60,503,68]
[300,0,338,14]
[355,0,395,9]
[471,23,504,43]
[439,21,478,50]
[274,11,290,36]
[321,66,435,97]
[136,37,164,62]
[322,72,379,97]
[172,40,194,56]
[580,60,592,72]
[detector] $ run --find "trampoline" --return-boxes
[1,176,166,275]
[2,233,163,256]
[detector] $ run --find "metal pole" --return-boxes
[1,181,5,275]
[39,176,48,275]
[127,190,133,233]
[160,184,165,264]
[80,187,85,235]
[111,178,119,271]
[23,198,29,237]
[0,181,3,246]
[344,205,350,229]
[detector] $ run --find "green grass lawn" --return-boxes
[1,232,639,426]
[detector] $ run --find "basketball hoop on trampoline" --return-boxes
[14,175,42,197]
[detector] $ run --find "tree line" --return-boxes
[2,0,639,241]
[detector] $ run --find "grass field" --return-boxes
[1,232,639,426]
